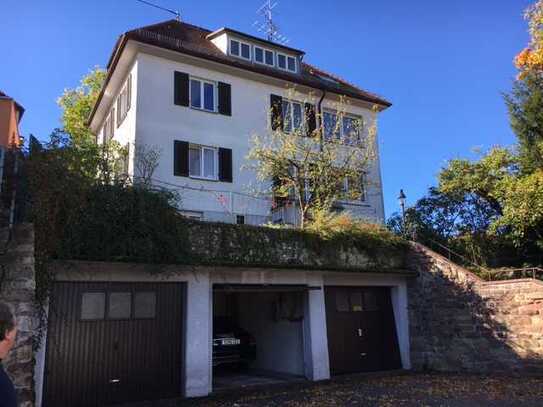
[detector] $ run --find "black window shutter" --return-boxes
[218,148,233,182]
[174,71,189,106]
[174,140,189,177]
[270,94,283,131]
[305,103,316,137]
[218,82,232,116]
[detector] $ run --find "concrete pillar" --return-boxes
[184,271,212,397]
[303,275,330,381]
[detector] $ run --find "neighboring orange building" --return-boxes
[0,90,24,148]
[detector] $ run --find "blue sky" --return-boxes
[1,0,532,218]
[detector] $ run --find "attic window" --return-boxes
[277,53,297,73]
[230,39,251,60]
[254,46,275,67]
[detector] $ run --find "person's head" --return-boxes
[0,302,16,360]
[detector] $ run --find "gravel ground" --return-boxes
[123,372,543,407]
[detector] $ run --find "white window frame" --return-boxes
[323,109,363,145]
[116,74,132,127]
[277,53,297,73]
[189,144,219,181]
[189,77,217,113]
[282,99,304,134]
[342,114,363,145]
[254,45,275,67]
[103,109,115,142]
[229,38,251,61]
[341,173,367,202]
[276,52,288,70]
[286,56,297,73]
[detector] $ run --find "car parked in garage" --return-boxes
[213,316,257,367]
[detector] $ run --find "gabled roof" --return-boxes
[0,90,25,120]
[90,19,391,125]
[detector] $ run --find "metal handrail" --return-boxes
[420,238,543,281]
[421,237,493,276]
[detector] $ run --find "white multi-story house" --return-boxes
[35,20,414,407]
[89,19,391,225]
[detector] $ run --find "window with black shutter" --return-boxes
[305,103,316,137]
[218,82,231,116]
[218,148,233,182]
[174,71,190,106]
[173,140,189,176]
[270,94,283,130]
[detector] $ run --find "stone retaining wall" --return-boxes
[408,242,543,373]
[0,224,36,407]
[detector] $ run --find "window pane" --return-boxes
[134,292,156,319]
[203,82,214,111]
[203,148,215,178]
[292,103,302,131]
[255,47,264,62]
[109,292,131,319]
[343,116,360,144]
[241,43,250,59]
[335,290,349,312]
[287,56,296,72]
[351,292,363,312]
[282,100,292,133]
[230,40,240,55]
[189,147,201,176]
[81,292,105,320]
[278,54,286,69]
[323,111,338,141]
[265,50,274,65]
[190,79,201,108]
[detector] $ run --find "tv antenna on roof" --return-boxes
[136,0,181,21]
[253,0,289,45]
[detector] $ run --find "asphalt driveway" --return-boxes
[179,372,543,407]
[122,372,543,407]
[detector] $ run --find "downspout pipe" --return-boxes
[317,88,326,151]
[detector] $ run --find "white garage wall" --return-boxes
[236,292,305,376]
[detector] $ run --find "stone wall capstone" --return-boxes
[0,224,36,407]
[408,242,543,374]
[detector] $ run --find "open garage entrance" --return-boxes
[212,284,311,390]
[325,286,402,375]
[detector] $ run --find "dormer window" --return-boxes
[277,54,286,69]
[230,39,251,60]
[254,46,275,67]
[277,53,297,73]
[265,50,274,66]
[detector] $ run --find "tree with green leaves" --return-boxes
[246,91,376,229]
[57,67,106,147]
[504,72,543,174]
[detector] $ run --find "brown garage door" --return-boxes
[325,286,401,375]
[43,281,185,407]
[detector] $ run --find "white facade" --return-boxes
[90,26,387,225]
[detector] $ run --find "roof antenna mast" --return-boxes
[136,0,181,21]
[253,0,289,45]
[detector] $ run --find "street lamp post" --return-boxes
[398,189,406,235]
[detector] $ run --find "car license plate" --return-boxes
[221,338,240,346]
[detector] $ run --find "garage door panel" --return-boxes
[325,286,401,375]
[44,282,184,407]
